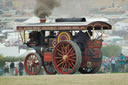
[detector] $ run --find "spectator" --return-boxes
[119,53,125,72]
[110,56,116,72]
[104,57,110,72]
[115,57,120,72]
[4,62,9,76]
[15,67,18,76]
[100,61,105,73]
[10,61,15,76]
[18,61,24,76]
[125,56,128,72]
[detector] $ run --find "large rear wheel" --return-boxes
[24,53,42,75]
[53,40,82,74]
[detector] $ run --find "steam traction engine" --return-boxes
[17,18,112,75]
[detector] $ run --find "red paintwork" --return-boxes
[44,52,52,62]
[80,40,102,68]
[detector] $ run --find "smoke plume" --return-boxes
[34,0,60,18]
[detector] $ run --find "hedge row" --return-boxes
[0,54,24,67]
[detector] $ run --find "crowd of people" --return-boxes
[100,53,128,73]
[3,61,24,76]
[1,55,128,75]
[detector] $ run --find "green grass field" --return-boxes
[0,73,128,85]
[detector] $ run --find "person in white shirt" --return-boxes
[110,56,116,72]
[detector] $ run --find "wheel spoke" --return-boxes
[66,44,70,52]
[58,52,63,57]
[27,60,31,65]
[65,62,68,72]
[64,47,67,54]
[61,62,65,69]
[57,59,64,64]
[64,44,69,54]
[57,61,65,67]
[67,59,73,68]
[68,58,76,62]
[32,68,35,73]
[71,61,75,67]
[57,49,64,55]
[68,61,73,68]
[68,49,75,55]
[67,47,73,55]
[62,63,66,72]
[68,53,76,57]
[61,44,65,54]
[28,56,32,61]
[55,57,62,59]
[33,56,37,61]
[31,55,35,62]
[30,65,33,72]
[70,57,76,59]
[30,56,33,62]
[35,65,39,71]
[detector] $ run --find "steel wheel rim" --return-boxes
[24,53,41,75]
[53,41,81,74]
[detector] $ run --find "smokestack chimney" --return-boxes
[40,18,46,23]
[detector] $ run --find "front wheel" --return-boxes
[24,53,42,75]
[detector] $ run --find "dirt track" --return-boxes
[0,73,128,85]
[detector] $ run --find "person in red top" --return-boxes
[15,67,18,76]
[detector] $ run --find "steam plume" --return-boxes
[34,0,60,18]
